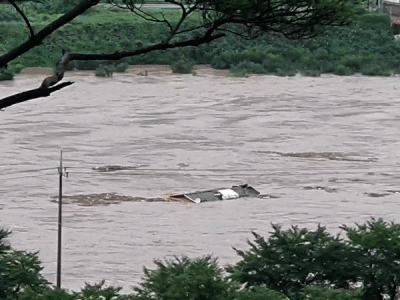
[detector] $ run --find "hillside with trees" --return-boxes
[0,0,363,108]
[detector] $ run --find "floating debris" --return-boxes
[365,192,391,198]
[165,184,260,203]
[50,193,149,206]
[303,186,338,193]
[51,184,261,206]
[92,165,148,172]
[260,151,376,162]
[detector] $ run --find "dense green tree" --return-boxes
[0,230,49,299]
[132,255,235,300]
[226,224,357,299]
[341,218,400,300]
[0,0,359,108]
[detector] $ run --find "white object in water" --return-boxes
[218,189,240,200]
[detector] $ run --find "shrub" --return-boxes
[276,68,297,77]
[74,60,102,71]
[231,61,266,75]
[114,62,129,73]
[95,65,114,77]
[133,255,234,300]
[0,68,14,81]
[361,63,391,76]
[340,54,365,72]
[171,57,195,74]
[335,64,354,76]
[301,70,321,77]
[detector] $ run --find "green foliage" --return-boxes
[342,218,400,300]
[227,225,357,299]
[229,219,400,300]
[300,286,362,300]
[235,286,289,300]
[0,228,12,252]
[230,61,266,76]
[73,280,124,300]
[171,57,195,74]
[133,255,234,300]
[361,63,391,76]
[335,65,354,76]
[1,7,399,77]
[0,231,49,299]
[114,62,129,73]
[0,5,21,22]
[17,287,75,300]
[0,67,14,81]
[95,65,115,77]
[39,0,91,14]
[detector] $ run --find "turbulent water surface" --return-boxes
[1,67,400,291]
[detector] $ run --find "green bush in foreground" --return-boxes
[133,255,234,300]
[3,219,400,300]
[0,230,49,299]
[227,224,356,299]
[228,218,400,300]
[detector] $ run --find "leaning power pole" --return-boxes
[56,150,68,288]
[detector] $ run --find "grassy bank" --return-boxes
[1,5,400,79]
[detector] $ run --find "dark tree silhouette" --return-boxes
[0,0,358,109]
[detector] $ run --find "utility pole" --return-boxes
[57,150,68,289]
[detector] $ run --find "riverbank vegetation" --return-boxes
[2,218,400,300]
[1,3,399,80]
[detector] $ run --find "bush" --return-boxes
[133,255,234,300]
[171,57,195,74]
[95,65,114,77]
[276,68,297,77]
[74,60,102,71]
[114,62,129,73]
[335,64,354,76]
[0,68,14,81]
[231,61,266,75]
[361,63,391,76]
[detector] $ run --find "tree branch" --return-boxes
[0,0,100,68]
[8,0,35,39]
[0,82,74,110]
[0,31,224,109]
[51,32,225,86]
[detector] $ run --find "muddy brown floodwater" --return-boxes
[1,66,400,292]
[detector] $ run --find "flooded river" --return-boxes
[1,66,400,292]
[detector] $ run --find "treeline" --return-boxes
[2,218,400,300]
[1,3,400,80]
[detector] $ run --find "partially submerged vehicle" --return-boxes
[165,184,260,203]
